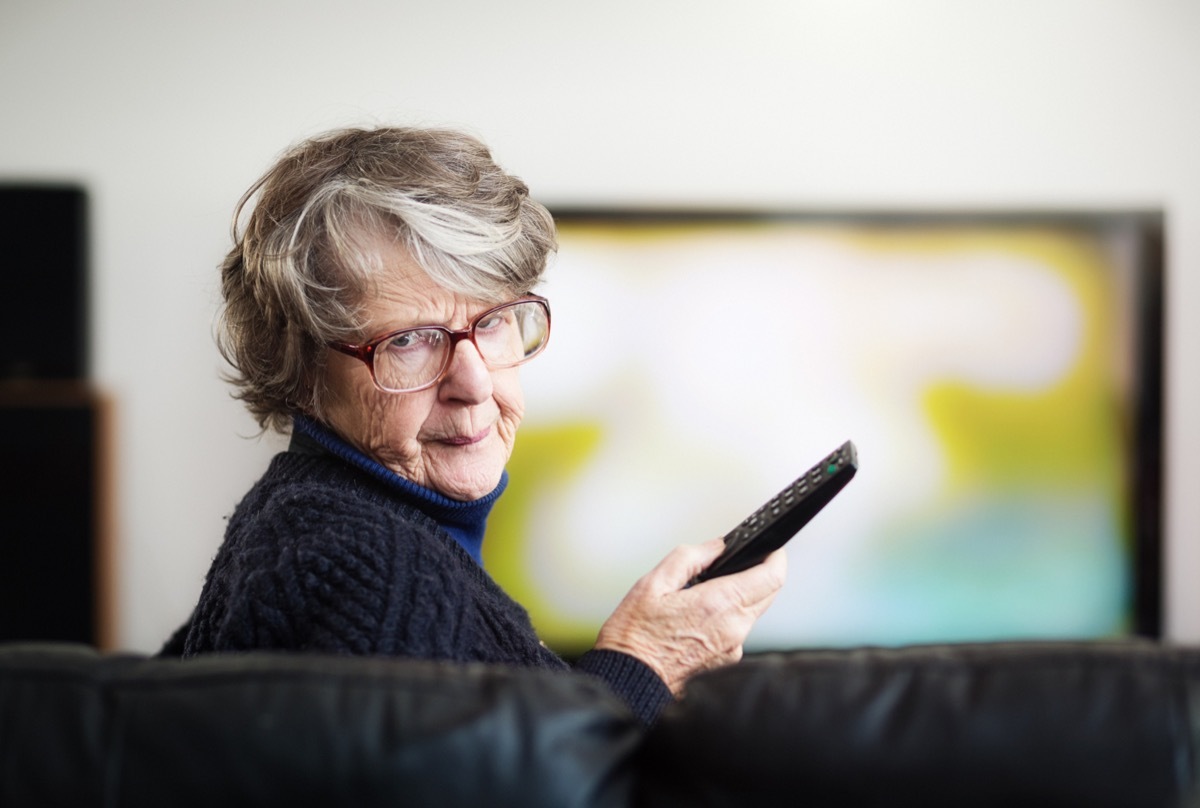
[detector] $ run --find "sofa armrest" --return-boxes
[637,641,1200,808]
[0,643,641,808]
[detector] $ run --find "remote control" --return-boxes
[690,440,858,585]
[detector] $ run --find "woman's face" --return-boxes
[321,245,526,501]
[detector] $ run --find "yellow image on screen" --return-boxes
[484,215,1144,654]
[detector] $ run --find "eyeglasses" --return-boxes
[329,296,551,393]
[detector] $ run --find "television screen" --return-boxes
[484,211,1163,654]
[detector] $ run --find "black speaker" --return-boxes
[0,185,88,380]
[0,386,106,644]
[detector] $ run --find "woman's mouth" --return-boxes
[440,427,491,447]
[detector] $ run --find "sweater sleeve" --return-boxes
[574,649,675,726]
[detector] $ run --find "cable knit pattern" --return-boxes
[176,449,672,724]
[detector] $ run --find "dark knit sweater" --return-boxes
[172,429,672,725]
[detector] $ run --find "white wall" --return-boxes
[1,0,1196,651]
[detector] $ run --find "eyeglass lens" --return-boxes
[372,300,549,392]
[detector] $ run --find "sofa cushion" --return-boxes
[0,643,641,808]
[637,641,1200,808]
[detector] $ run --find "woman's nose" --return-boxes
[437,338,493,403]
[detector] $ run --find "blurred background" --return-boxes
[0,0,1196,653]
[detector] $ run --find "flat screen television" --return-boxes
[484,210,1164,655]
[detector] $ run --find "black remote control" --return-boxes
[690,440,858,585]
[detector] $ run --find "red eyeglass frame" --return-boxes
[328,295,551,393]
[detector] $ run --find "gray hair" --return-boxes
[216,126,557,433]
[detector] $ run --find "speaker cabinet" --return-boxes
[0,184,88,380]
[0,383,112,646]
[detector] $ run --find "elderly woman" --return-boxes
[164,126,786,725]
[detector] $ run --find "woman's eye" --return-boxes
[476,312,511,333]
[386,330,438,353]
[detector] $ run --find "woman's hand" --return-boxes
[593,538,787,695]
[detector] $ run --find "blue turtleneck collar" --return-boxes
[289,415,505,565]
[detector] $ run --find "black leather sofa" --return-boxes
[2,640,1197,807]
